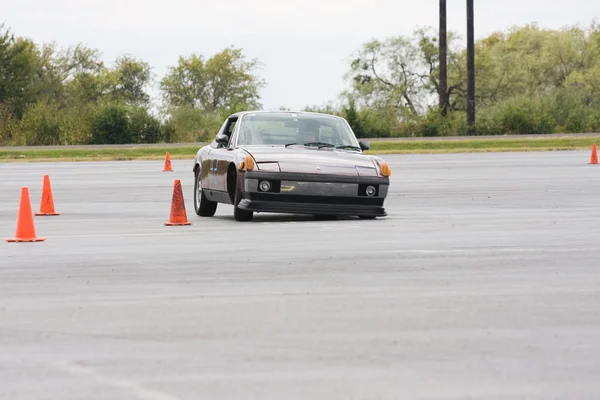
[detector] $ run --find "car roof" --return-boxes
[228,110,344,119]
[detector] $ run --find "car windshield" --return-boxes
[235,112,360,149]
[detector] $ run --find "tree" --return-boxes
[0,24,38,118]
[160,47,265,113]
[104,55,153,108]
[344,27,462,118]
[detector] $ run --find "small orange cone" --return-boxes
[165,179,191,226]
[6,187,46,242]
[590,144,598,164]
[36,174,60,216]
[163,151,173,172]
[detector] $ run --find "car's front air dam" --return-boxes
[237,198,387,217]
[240,171,389,216]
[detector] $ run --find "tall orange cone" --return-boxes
[164,179,191,226]
[163,151,173,172]
[36,174,60,216]
[590,143,598,164]
[6,187,46,242]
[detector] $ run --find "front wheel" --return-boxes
[232,171,253,221]
[194,169,217,217]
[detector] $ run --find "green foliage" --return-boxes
[161,105,226,143]
[338,21,600,137]
[90,104,131,144]
[0,25,39,118]
[90,103,166,144]
[2,20,600,145]
[0,24,265,145]
[160,47,265,113]
[107,55,152,107]
[0,102,19,145]
[18,100,66,145]
[474,95,556,135]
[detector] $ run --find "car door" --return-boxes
[202,119,228,191]
[207,116,238,192]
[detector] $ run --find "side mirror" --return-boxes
[359,140,370,151]
[215,133,229,146]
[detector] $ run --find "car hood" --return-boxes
[241,146,379,176]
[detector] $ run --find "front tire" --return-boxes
[194,168,217,217]
[232,170,253,222]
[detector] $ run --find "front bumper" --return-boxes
[238,171,389,216]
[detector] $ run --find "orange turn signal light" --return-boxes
[245,155,255,171]
[380,161,391,177]
[238,161,245,170]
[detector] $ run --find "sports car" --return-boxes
[192,110,391,221]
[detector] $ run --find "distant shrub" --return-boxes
[90,103,132,144]
[18,100,63,145]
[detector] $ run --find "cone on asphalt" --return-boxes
[36,174,60,216]
[163,151,173,172]
[590,143,598,164]
[165,179,191,226]
[6,187,46,242]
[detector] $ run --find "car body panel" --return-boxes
[192,110,391,218]
[244,146,376,166]
[241,146,380,176]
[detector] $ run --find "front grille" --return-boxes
[248,193,384,206]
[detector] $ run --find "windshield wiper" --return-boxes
[335,144,362,151]
[303,142,334,148]
[285,142,335,148]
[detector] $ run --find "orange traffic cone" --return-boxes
[163,151,173,172]
[36,175,60,216]
[590,144,598,164]
[164,179,191,226]
[6,187,46,242]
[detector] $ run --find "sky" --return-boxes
[3,0,599,111]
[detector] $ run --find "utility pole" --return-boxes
[439,0,448,116]
[466,0,475,128]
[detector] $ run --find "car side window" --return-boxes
[226,120,237,147]
[211,118,238,148]
[211,120,228,148]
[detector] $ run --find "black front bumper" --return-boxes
[238,171,389,216]
[237,198,387,216]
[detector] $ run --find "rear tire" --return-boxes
[194,168,217,217]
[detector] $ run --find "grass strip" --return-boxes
[1,137,599,162]
[369,137,599,154]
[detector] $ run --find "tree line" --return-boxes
[1,21,599,146]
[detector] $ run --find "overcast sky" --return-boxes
[3,0,598,111]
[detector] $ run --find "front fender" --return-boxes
[193,146,211,174]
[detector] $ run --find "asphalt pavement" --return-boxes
[1,151,600,399]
